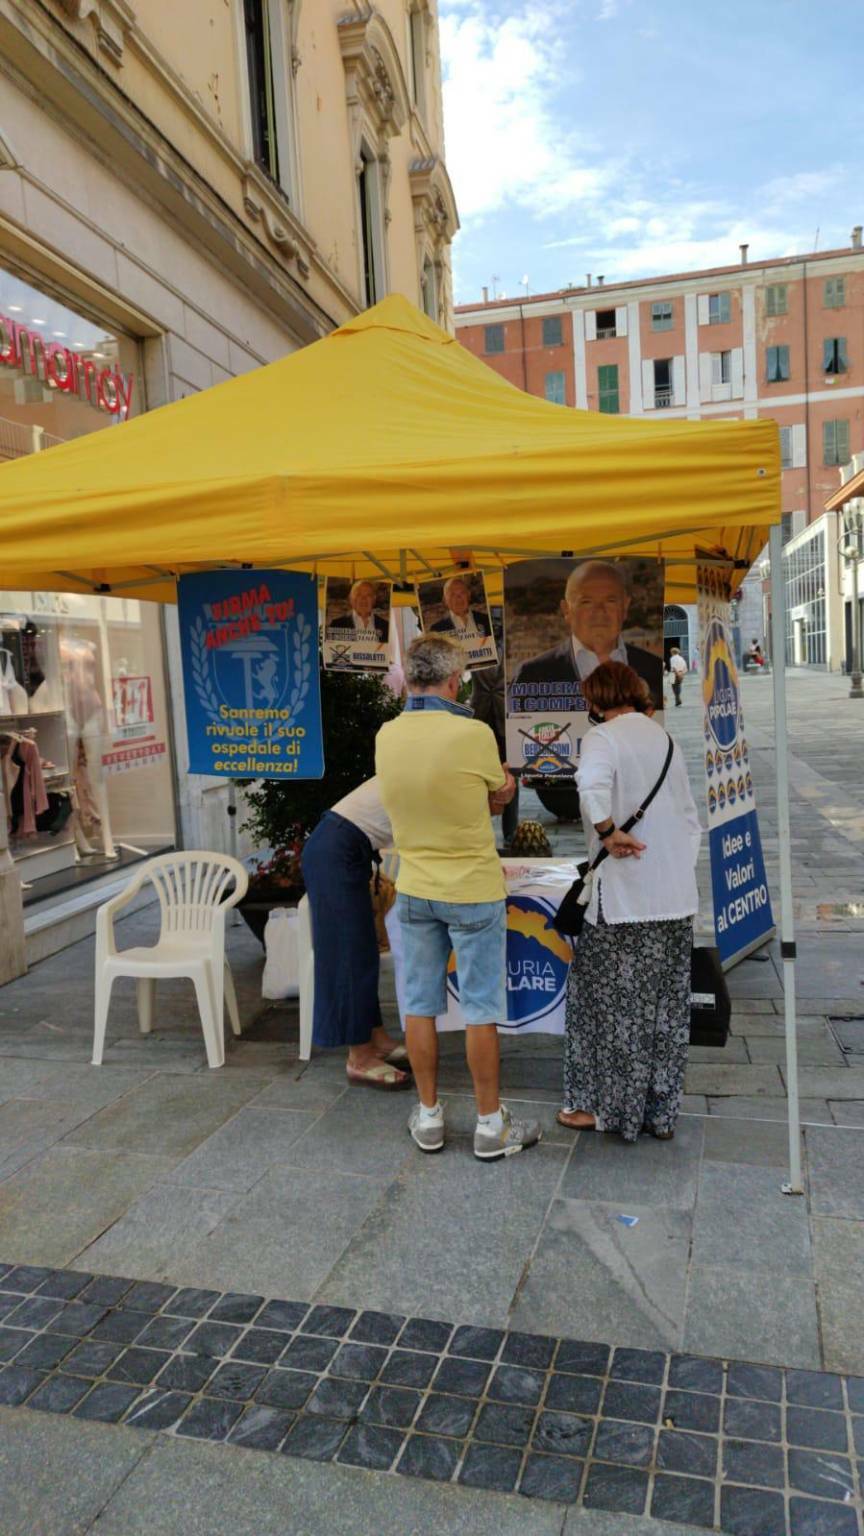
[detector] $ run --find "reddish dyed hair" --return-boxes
[582,661,652,714]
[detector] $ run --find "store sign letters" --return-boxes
[178,570,324,780]
[0,314,134,418]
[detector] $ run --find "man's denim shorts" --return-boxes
[395,894,507,1025]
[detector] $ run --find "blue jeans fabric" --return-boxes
[396,894,507,1025]
[300,811,380,1048]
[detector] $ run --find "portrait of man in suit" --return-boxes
[512,560,664,710]
[429,576,492,640]
[327,579,389,643]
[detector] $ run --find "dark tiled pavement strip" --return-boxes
[0,1262,862,1534]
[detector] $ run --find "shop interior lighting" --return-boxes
[52,331,66,337]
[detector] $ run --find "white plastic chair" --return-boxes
[93,851,249,1070]
[297,850,398,1062]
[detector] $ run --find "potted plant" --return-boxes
[238,669,401,943]
[239,836,306,944]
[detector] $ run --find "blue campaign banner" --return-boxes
[709,812,773,963]
[698,563,774,966]
[177,570,324,780]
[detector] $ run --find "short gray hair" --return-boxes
[565,560,628,600]
[405,634,464,689]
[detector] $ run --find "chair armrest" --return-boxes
[95,875,147,959]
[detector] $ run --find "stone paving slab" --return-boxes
[0,1148,178,1268]
[0,1406,148,1536]
[85,1428,568,1536]
[0,1259,861,1536]
[316,1143,569,1328]
[507,1198,692,1350]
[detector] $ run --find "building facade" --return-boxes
[456,238,864,672]
[0,0,457,977]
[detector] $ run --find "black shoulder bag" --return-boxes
[553,734,674,939]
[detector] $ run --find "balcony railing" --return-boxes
[654,388,673,408]
[596,326,617,340]
[0,416,66,461]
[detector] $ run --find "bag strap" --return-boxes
[587,733,675,875]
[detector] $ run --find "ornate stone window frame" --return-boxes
[338,9,411,305]
[410,153,458,325]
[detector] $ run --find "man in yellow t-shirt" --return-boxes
[376,635,541,1163]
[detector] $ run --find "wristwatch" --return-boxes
[596,821,616,840]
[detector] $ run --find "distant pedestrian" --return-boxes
[668,645,687,707]
[558,662,701,1142]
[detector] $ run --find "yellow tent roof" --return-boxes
[0,295,779,603]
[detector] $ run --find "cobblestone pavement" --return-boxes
[0,670,862,1535]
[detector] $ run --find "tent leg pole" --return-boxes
[769,523,803,1195]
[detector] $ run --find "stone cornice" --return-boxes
[242,168,311,281]
[56,0,135,67]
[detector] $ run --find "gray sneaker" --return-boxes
[408,1103,445,1154]
[474,1104,541,1161]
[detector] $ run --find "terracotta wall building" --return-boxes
[456,238,864,675]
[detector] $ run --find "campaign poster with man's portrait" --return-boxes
[504,556,665,776]
[416,570,497,670]
[322,576,391,671]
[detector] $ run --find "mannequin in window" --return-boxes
[61,637,117,860]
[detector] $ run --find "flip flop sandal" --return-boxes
[346,1062,412,1091]
[383,1044,410,1066]
[556,1111,598,1130]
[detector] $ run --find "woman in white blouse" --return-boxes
[558,661,702,1142]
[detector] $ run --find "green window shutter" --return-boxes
[542,316,563,347]
[779,345,789,379]
[484,324,504,355]
[823,338,833,371]
[598,363,619,412]
[544,370,566,404]
[837,419,850,462]
[823,420,835,462]
[766,346,776,381]
[839,337,848,371]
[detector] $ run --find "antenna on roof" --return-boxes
[520,274,529,296]
[491,274,500,299]
[813,227,820,252]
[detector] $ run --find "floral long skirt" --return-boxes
[563,911,693,1142]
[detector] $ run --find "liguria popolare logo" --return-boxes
[702,617,740,752]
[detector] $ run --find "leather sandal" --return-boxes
[382,1044,410,1066]
[346,1062,412,1091]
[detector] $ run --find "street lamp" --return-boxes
[839,499,864,698]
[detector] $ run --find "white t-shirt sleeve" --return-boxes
[577,728,615,826]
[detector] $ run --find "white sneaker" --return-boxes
[408,1102,445,1154]
[474,1103,541,1161]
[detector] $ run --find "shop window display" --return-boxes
[0,263,174,899]
[0,594,176,892]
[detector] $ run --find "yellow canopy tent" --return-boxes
[0,295,778,602]
[0,295,802,1194]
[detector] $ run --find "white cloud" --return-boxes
[439,1,608,222]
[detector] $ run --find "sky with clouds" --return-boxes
[439,0,864,305]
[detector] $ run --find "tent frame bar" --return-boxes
[768,522,803,1195]
[24,549,745,599]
